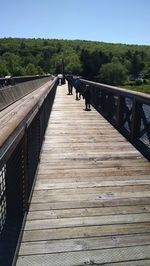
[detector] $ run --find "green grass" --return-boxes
[122,81,150,94]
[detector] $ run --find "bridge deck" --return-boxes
[16,84,150,265]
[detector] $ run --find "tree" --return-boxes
[25,63,38,75]
[65,54,82,74]
[80,49,109,80]
[0,60,10,77]
[130,52,144,77]
[37,66,44,74]
[123,59,131,75]
[99,62,127,86]
[80,49,92,79]
[2,52,21,75]
[13,66,26,76]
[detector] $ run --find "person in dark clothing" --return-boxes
[75,77,81,100]
[83,85,91,110]
[66,72,74,95]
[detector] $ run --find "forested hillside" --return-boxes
[0,38,150,86]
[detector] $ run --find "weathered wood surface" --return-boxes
[16,84,150,266]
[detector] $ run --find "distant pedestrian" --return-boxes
[66,72,74,95]
[83,85,91,110]
[57,74,63,85]
[75,77,81,100]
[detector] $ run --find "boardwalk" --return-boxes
[16,84,150,265]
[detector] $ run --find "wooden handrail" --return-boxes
[0,77,57,163]
[0,76,53,111]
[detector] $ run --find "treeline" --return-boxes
[0,38,150,85]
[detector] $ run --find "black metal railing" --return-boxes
[80,79,150,160]
[0,77,57,266]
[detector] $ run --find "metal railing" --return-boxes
[80,79,150,160]
[0,77,57,265]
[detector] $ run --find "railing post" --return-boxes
[130,100,141,140]
[94,87,99,109]
[106,93,114,119]
[22,128,29,213]
[116,96,125,128]
[100,91,106,113]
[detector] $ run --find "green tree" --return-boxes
[0,60,10,77]
[65,54,82,74]
[99,62,127,86]
[123,59,131,75]
[37,66,44,74]
[2,52,21,75]
[111,56,120,64]
[80,49,92,78]
[13,66,26,76]
[80,49,109,80]
[25,63,38,75]
[130,52,144,77]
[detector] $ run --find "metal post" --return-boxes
[130,100,141,140]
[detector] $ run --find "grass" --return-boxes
[122,80,150,94]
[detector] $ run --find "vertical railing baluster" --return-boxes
[130,100,142,140]
[22,129,29,213]
[116,96,125,128]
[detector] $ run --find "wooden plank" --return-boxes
[43,136,128,142]
[32,184,150,195]
[29,197,150,211]
[19,234,150,255]
[17,245,150,266]
[34,179,150,190]
[37,167,150,176]
[31,193,150,203]
[22,223,150,242]
[36,175,150,185]
[24,213,150,230]
[31,185,150,203]
[27,205,150,220]
[41,146,136,153]
[37,151,141,161]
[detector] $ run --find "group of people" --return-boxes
[65,72,91,111]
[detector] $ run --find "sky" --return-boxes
[0,0,150,46]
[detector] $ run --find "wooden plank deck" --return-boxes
[16,84,150,266]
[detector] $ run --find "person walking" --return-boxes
[75,77,81,100]
[66,72,74,95]
[83,85,91,110]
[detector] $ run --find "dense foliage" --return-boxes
[0,38,150,86]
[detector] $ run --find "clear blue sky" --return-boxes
[0,0,150,45]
